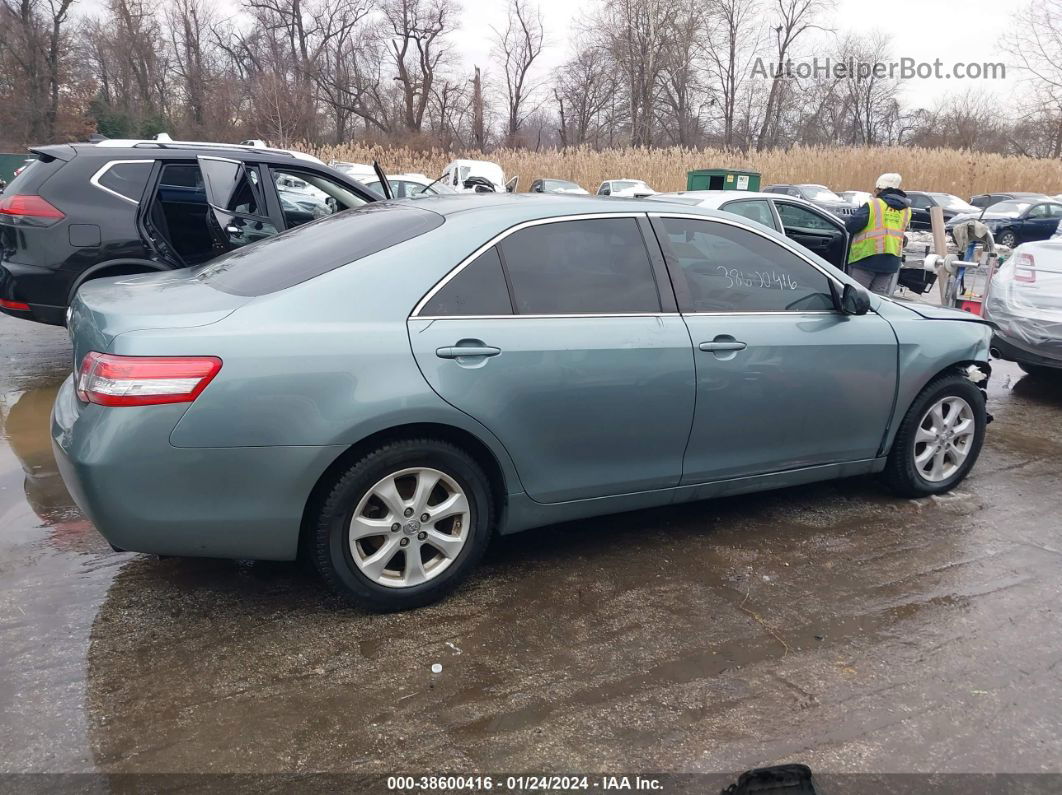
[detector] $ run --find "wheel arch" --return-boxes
[298,422,510,560]
[882,358,991,455]
[68,259,170,305]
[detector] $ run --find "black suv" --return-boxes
[0,140,379,325]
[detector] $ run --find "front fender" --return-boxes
[877,300,992,452]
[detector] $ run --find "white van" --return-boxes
[441,159,512,193]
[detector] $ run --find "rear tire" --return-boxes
[313,438,494,611]
[884,374,987,498]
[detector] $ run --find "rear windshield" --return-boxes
[196,203,443,296]
[3,159,43,193]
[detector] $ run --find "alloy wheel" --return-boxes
[348,467,470,588]
[912,396,976,483]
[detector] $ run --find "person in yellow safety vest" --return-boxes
[844,172,912,295]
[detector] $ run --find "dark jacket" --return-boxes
[844,187,911,274]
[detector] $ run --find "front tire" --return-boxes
[997,230,1017,248]
[884,374,987,498]
[313,439,494,611]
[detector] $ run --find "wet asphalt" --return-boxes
[1,313,1061,777]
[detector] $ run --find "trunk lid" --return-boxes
[68,269,249,366]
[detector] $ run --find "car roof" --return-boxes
[51,140,326,166]
[377,192,716,220]
[650,190,820,209]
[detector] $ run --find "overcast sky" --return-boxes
[458,0,1021,109]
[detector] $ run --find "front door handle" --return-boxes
[436,345,501,359]
[699,341,747,352]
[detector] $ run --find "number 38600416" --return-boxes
[716,265,798,291]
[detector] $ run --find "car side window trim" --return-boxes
[90,159,155,205]
[648,211,852,316]
[411,212,678,319]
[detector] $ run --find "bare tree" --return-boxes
[656,0,709,146]
[704,0,762,149]
[491,0,545,145]
[381,0,458,134]
[553,44,617,147]
[0,0,77,142]
[755,0,831,150]
[590,0,680,147]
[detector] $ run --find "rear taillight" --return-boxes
[0,194,65,222]
[76,353,222,407]
[1014,252,1037,283]
[0,298,31,311]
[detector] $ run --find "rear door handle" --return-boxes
[699,341,747,352]
[436,345,501,359]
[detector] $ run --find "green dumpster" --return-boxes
[686,168,761,192]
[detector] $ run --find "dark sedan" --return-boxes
[906,191,979,231]
[947,200,1062,249]
[763,184,856,217]
[970,192,1049,210]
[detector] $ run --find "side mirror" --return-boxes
[837,283,871,315]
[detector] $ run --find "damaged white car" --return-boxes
[984,240,1062,376]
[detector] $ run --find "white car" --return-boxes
[328,161,377,181]
[530,178,589,195]
[983,240,1062,376]
[441,159,511,193]
[597,179,656,198]
[839,190,873,206]
[363,173,455,198]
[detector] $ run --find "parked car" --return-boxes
[596,179,656,197]
[329,161,377,181]
[649,190,850,272]
[440,159,515,193]
[983,240,1062,376]
[0,138,378,325]
[763,184,856,217]
[53,194,992,611]
[970,192,1049,210]
[363,173,455,198]
[529,178,589,195]
[906,191,979,231]
[839,190,873,206]
[946,199,1062,249]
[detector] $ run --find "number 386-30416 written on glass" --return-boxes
[717,266,799,291]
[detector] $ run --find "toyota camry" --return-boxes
[53,194,993,611]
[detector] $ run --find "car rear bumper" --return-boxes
[991,332,1062,370]
[0,260,66,325]
[51,375,344,560]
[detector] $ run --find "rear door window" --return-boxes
[419,247,513,316]
[723,199,776,230]
[498,218,661,314]
[776,202,838,232]
[198,157,278,249]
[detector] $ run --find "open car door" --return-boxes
[772,199,850,272]
[197,155,279,256]
[372,160,394,199]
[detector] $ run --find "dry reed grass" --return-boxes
[308,142,1062,197]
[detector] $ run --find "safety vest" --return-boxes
[848,198,911,264]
